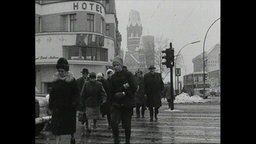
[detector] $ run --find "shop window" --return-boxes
[91,48,97,60]
[97,48,101,61]
[100,48,108,61]
[86,47,92,60]
[44,82,53,94]
[63,46,107,61]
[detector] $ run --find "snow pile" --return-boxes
[174,93,207,103]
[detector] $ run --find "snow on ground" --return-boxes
[174,92,207,103]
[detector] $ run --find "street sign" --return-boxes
[175,68,181,76]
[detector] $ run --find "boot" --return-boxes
[149,107,153,122]
[107,114,112,129]
[136,106,140,118]
[155,108,159,120]
[70,138,75,144]
[70,134,75,144]
[85,120,89,129]
[141,105,145,118]
[93,119,97,129]
[125,128,131,144]
[112,126,120,144]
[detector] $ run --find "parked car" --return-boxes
[35,93,51,136]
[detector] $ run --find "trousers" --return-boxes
[110,106,133,144]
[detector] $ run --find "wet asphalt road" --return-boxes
[35,96,220,144]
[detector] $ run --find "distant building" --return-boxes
[192,44,220,93]
[35,0,121,93]
[124,10,144,73]
[126,10,143,52]
[192,44,220,72]
[142,35,155,68]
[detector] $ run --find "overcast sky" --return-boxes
[115,0,220,75]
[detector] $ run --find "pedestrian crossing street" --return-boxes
[36,101,220,144]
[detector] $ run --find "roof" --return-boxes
[192,44,220,62]
[127,10,142,26]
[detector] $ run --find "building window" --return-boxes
[38,16,42,32]
[87,13,94,32]
[86,47,92,60]
[101,18,104,34]
[69,46,80,59]
[44,82,53,94]
[70,14,76,32]
[63,46,107,61]
[106,24,110,36]
[100,48,108,61]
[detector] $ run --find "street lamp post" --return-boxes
[202,17,220,98]
[174,40,200,94]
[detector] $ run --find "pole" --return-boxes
[177,76,179,94]
[174,40,200,94]
[169,64,174,110]
[203,17,220,98]
[174,65,176,91]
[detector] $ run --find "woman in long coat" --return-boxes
[49,58,79,144]
[81,72,107,133]
[144,65,164,121]
[134,70,146,118]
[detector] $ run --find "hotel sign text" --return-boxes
[36,1,105,17]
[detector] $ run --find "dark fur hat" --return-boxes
[56,57,69,71]
[81,68,89,74]
[89,72,96,78]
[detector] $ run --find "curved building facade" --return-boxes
[35,0,121,93]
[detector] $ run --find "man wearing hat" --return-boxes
[109,56,137,144]
[76,68,89,135]
[144,65,164,122]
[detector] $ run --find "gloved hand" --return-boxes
[114,92,125,99]
[123,83,130,89]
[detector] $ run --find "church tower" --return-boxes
[127,10,143,52]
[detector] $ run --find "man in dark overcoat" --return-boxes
[144,65,164,122]
[76,68,89,134]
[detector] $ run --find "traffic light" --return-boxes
[162,43,175,68]
[169,42,174,63]
[170,48,174,63]
[162,48,171,68]
[203,73,208,81]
